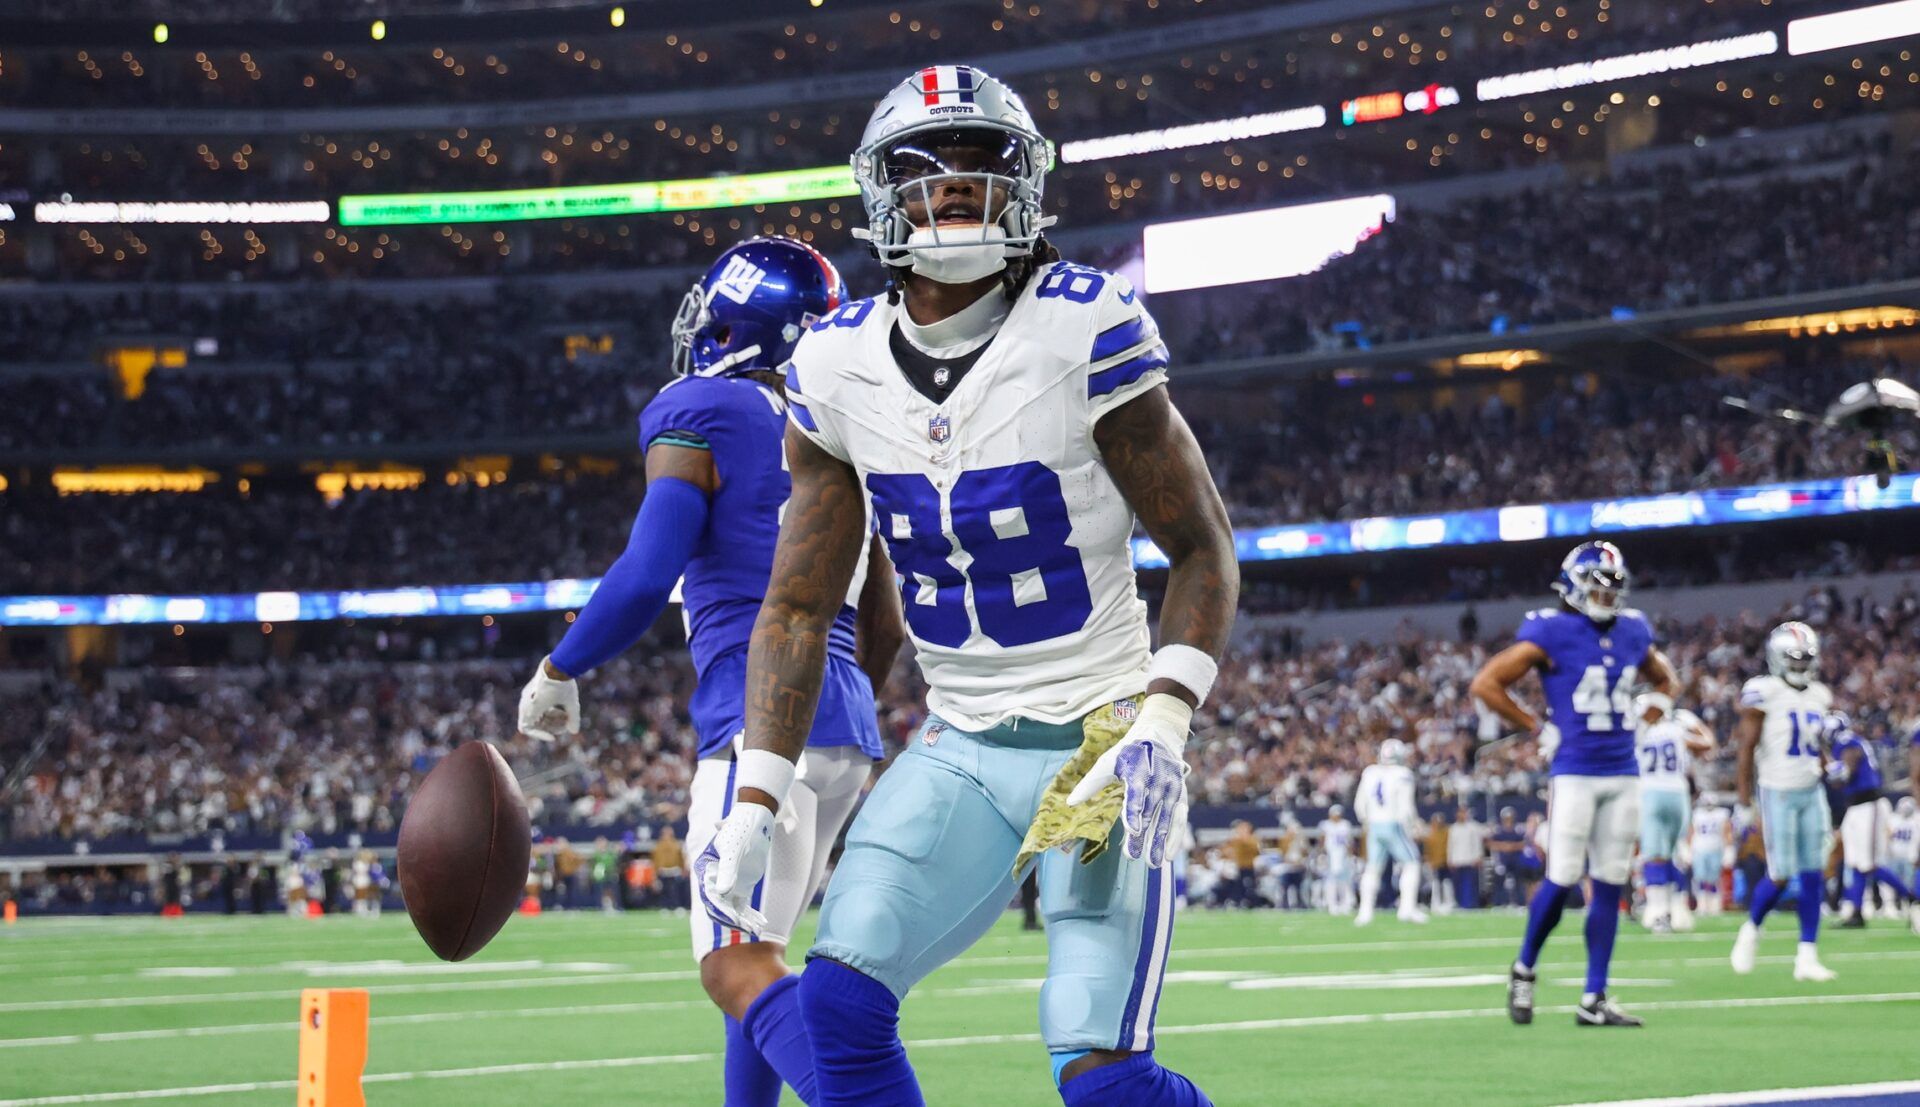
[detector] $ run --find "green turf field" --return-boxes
[2,907,1918,1105]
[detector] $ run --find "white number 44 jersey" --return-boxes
[1739,675,1832,791]
[783,261,1166,731]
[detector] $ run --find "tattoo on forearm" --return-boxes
[1095,386,1240,663]
[744,426,868,762]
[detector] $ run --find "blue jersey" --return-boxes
[638,374,880,760]
[1515,606,1657,777]
[1831,732,1882,798]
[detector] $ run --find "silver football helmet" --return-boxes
[851,65,1055,277]
[1764,621,1820,689]
[1379,738,1408,766]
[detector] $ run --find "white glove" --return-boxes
[1733,803,1756,829]
[1535,722,1562,763]
[1066,693,1192,868]
[517,657,580,743]
[695,802,775,936]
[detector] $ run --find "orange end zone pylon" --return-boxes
[296,988,369,1107]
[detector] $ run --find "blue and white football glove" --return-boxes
[1066,693,1192,868]
[695,802,774,936]
[517,657,580,743]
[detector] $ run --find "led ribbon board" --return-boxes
[1475,31,1779,101]
[337,165,859,225]
[7,473,1917,626]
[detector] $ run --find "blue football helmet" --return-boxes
[1554,540,1629,621]
[670,236,846,378]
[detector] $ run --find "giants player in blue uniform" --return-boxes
[1827,713,1916,929]
[1470,541,1676,1027]
[517,237,905,1107]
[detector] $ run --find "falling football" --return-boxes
[397,741,531,962]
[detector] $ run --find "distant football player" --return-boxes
[1471,541,1676,1027]
[1730,622,1838,981]
[1355,739,1426,926]
[1689,796,1733,916]
[1322,804,1356,915]
[1826,712,1916,929]
[350,849,387,918]
[1889,797,1919,922]
[1632,693,1713,933]
[699,66,1237,1106]
[517,237,906,1107]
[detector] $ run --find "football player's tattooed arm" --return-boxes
[1469,642,1548,733]
[1735,707,1764,807]
[854,532,906,694]
[739,425,869,811]
[1642,647,1677,697]
[1093,385,1238,704]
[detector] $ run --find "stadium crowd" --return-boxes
[8,582,1918,849]
[9,348,1914,594]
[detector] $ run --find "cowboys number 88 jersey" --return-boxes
[782,261,1162,730]
[1739,675,1832,790]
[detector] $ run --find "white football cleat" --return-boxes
[1731,921,1760,974]
[1397,907,1430,924]
[1793,942,1836,982]
[1671,903,1695,932]
[1354,909,1374,927]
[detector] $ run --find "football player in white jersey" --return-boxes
[1632,693,1714,933]
[1355,739,1427,926]
[1731,621,1837,981]
[697,66,1238,1107]
[1689,797,1733,916]
[1322,805,1357,915]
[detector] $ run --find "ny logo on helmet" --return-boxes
[712,255,769,305]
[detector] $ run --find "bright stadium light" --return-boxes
[339,166,857,225]
[370,19,387,40]
[1475,31,1778,101]
[1788,0,1920,54]
[152,22,168,42]
[609,5,626,26]
[1057,106,1326,163]
[1142,194,1394,293]
[33,200,331,224]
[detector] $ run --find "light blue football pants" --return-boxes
[1638,788,1689,859]
[1364,822,1420,873]
[810,711,1176,1054]
[1759,784,1830,880]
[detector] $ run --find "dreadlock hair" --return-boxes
[882,233,1061,305]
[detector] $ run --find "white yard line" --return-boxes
[4,990,1918,1105]
[1558,1080,1920,1106]
[0,969,697,1013]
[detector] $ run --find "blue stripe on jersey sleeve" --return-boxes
[783,362,803,396]
[1092,314,1154,363]
[787,396,820,432]
[1087,343,1169,398]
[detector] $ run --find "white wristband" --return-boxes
[733,748,797,810]
[1147,643,1218,707]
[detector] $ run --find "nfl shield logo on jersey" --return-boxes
[1113,698,1139,722]
[928,414,951,443]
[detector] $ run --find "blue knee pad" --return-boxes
[1058,1053,1212,1107]
[799,958,923,1107]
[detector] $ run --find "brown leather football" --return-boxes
[397,741,531,962]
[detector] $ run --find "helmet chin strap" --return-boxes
[695,343,765,378]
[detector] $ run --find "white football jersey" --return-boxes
[1739,675,1832,791]
[784,261,1166,730]
[1323,820,1354,858]
[1356,763,1416,827]
[1635,718,1693,793]
[1690,805,1731,853]
[1890,812,1918,864]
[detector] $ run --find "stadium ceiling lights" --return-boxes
[338,165,857,225]
[1787,0,1920,54]
[1056,106,1327,164]
[1475,31,1779,101]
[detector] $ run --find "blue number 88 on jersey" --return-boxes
[867,461,1094,648]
